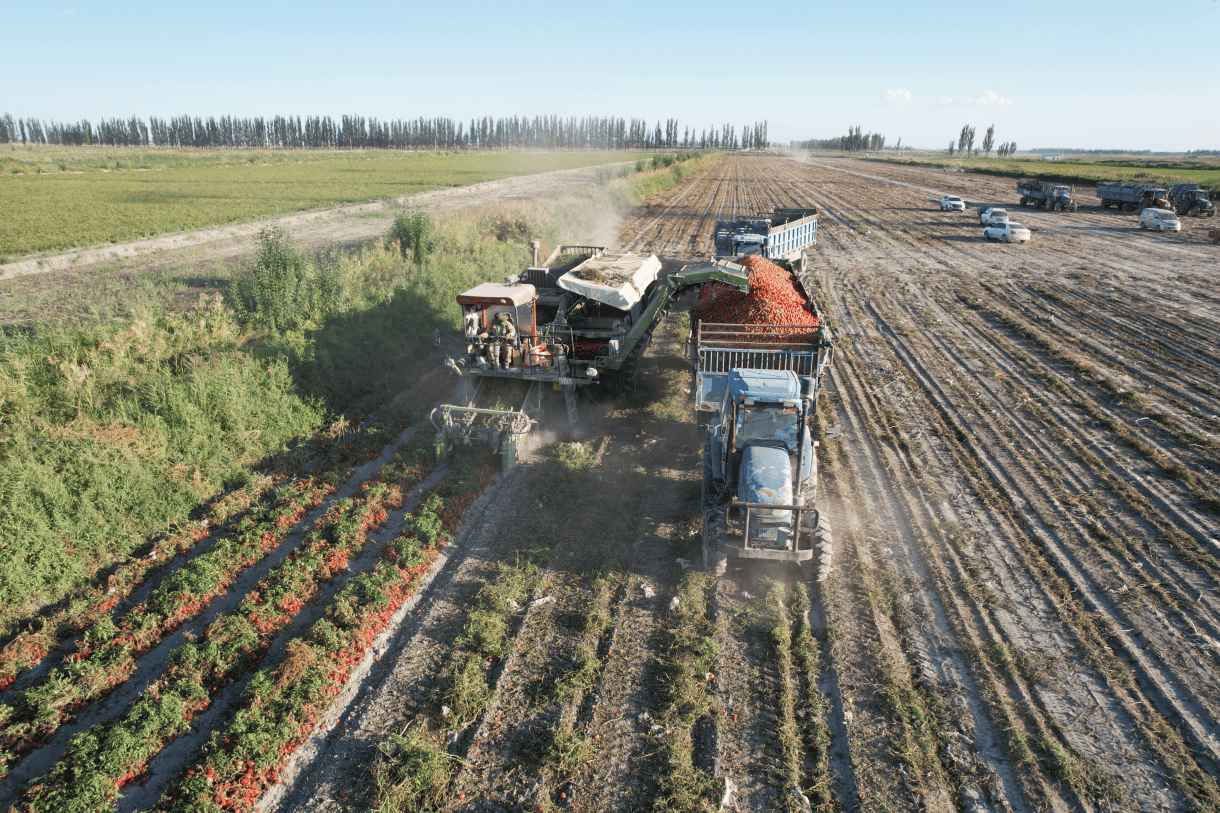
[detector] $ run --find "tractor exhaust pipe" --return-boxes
[530,240,541,267]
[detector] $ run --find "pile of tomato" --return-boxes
[693,255,818,328]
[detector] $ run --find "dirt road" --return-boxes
[4,154,1219,813]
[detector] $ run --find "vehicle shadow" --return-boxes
[277,282,452,416]
[1063,225,1136,234]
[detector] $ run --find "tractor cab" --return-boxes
[457,283,539,369]
[708,370,813,503]
[729,232,767,257]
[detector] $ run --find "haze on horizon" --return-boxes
[4,0,1217,153]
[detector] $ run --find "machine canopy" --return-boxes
[556,252,662,310]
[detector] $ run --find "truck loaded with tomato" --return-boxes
[692,257,835,580]
[432,244,754,471]
[694,209,836,580]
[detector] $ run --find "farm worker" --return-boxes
[480,311,517,368]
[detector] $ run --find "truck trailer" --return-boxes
[1017,179,1077,212]
[713,208,818,264]
[1096,182,1170,213]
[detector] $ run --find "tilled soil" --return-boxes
[618,155,1220,811]
[5,154,1219,813]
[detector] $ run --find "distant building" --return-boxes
[1042,154,1062,161]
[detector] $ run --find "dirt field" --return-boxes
[3,154,1219,813]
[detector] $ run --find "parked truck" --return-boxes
[1168,183,1216,217]
[1017,179,1077,212]
[1096,182,1170,213]
[433,245,753,471]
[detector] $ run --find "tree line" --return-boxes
[947,124,1015,158]
[0,112,768,152]
[790,125,886,152]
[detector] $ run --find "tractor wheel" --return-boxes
[702,510,728,577]
[801,512,834,582]
[700,441,713,507]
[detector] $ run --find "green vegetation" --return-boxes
[0,149,650,258]
[0,149,712,655]
[653,570,719,812]
[865,153,1220,189]
[0,298,324,629]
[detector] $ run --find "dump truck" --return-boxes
[713,207,818,263]
[1017,179,1077,212]
[432,245,753,471]
[1096,182,1170,213]
[1168,183,1216,217]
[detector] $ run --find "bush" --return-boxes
[229,227,345,332]
[385,209,436,267]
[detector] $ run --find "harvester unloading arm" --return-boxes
[587,258,752,382]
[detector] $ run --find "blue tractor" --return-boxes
[694,321,835,580]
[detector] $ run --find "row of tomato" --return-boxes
[0,477,268,695]
[157,451,495,813]
[0,414,412,699]
[12,433,439,813]
[0,476,333,780]
[0,418,418,780]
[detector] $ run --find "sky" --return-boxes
[3,0,1218,152]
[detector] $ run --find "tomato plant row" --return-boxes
[0,476,330,780]
[0,478,269,695]
[159,451,495,813]
[11,434,437,812]
[0,416,408,697]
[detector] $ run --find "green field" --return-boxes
[862,152,1220,189]
[0,147,649,258]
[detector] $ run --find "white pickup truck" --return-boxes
[979,207,1009,226]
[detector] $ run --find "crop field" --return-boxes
[0,148,648,259]
[2,153,1219,813]
[864,151,1220,189]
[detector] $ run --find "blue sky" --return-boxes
[4,0,1217,151]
